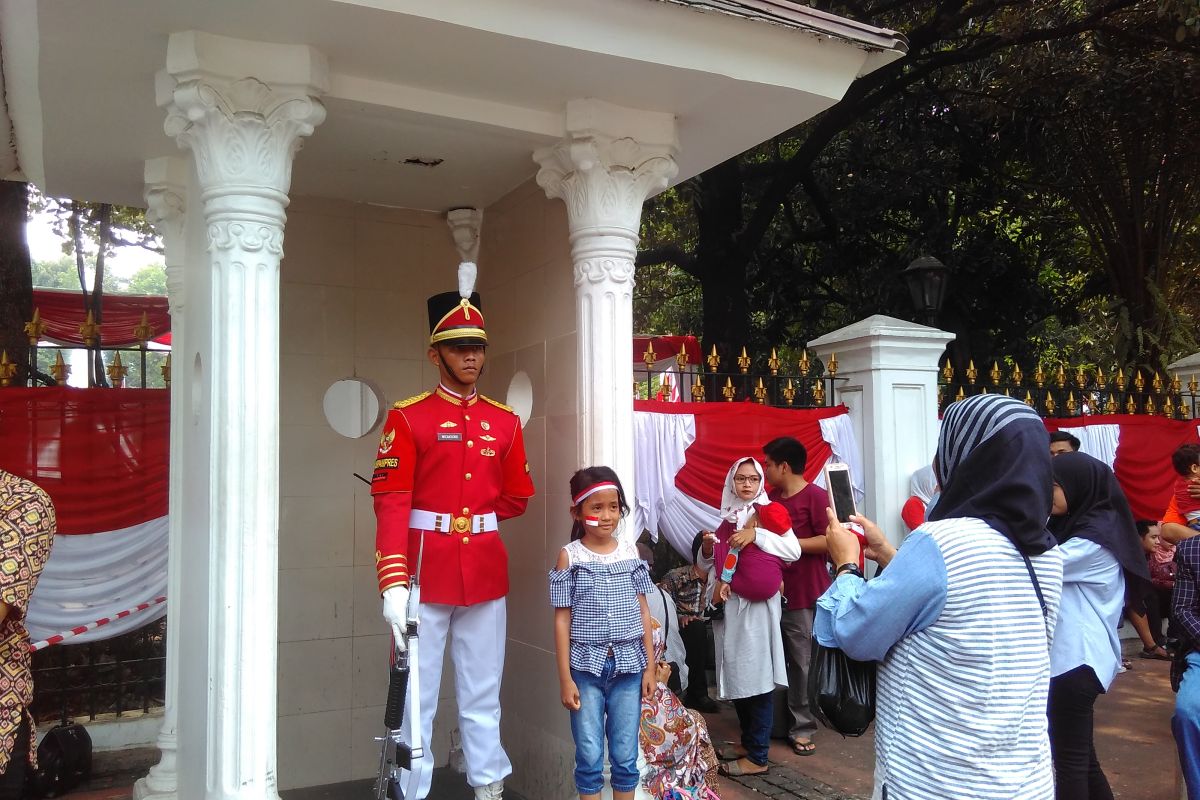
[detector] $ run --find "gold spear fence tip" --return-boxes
[690,381,705,402]
[827,353,838,376]
[782,378,796,406]
[1034,363,1046,389]
[24,307,47,344]
[1116,368,1126,391]
[722,376,736,402]
[768,348,781,376]
[133,311,155,345]
[813,379,826,405]
[955,386,965,401]
[1012,363,1024,385]
[941,361,954,383]
[737,347,751,374]
[1066,392,1077,416]
[966,360,978,385]
[642,342,657,367]
[1126,395,1137,414]
[1074,366,1087,389]
[1146,395,1157,415]
[1044,393,1056,415]
[675,347,688,370]
[1023,390,1034,407]
[990,361,1002,385]
[754,377,767,404]
[1191,375,1199,395]
[50,351,70,384]
[1105,395,1117,415]
[798,350,811,376]
[1056,363,1067,389]
[1171,373,1182,395]
[706,345,720,373]
[1152,371,1164,393]
[1134,370,1146,392]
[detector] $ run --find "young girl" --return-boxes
[549,466,656,800]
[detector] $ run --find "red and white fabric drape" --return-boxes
[633,401,861,559]
[30,288,172,346]
[0,387,169,643]
[1045,415,1200,521]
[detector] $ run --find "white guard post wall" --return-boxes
[469,177,577,800]
[808,316,954,549]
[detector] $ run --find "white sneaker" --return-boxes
[473,780,503,800]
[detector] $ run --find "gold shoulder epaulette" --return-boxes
[480,394,514,413]
[393,391,431,409]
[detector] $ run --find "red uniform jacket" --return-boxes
[370,386,535,606]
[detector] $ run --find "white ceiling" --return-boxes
[1,0,903,211]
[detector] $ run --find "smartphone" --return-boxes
[824,463,857,523]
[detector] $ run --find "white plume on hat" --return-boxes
[458,261,477,299]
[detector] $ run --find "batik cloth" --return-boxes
[639,622,719,800]
[0,470,56,772]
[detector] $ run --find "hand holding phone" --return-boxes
[824,463,857,523]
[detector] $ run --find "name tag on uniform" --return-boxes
[437,432,463,442]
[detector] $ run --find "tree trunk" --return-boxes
[0,181,32,385]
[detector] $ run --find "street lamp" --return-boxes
[902,255,950,326]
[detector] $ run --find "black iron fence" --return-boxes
[634,345,841,408]
[938,360,1200,419]
[30,619,166,725]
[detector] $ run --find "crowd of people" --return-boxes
[548,396,1200,800]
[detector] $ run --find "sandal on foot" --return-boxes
[790,738,816,756]
[1140,645,1171,661]
[718,758,769,777]
[716,744,749,761]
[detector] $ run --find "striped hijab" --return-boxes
[929,394,1056,555]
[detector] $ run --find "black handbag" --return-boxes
[808,638,876,737]
[25,720,92,798]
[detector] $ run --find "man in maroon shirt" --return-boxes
[762,437,831,756]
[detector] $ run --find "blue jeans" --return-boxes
[1175,652,1200,799]
[570,656,642,794]
[732,690,774,767]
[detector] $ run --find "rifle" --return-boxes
[375,575,423,800]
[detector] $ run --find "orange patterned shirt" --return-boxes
[0,470,56,772]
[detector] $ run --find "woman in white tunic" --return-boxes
[700,458,801,777]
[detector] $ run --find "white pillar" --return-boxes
[534,100,678,496]
[133,156,190,800]
[158,31,327,800]
[808,315,954,547]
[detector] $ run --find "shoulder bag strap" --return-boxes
[657,586,670,640]
[1020,552,1051,643]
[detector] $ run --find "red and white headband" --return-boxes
[573,481,618,507]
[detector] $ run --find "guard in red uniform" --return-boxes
[371,263,534,800]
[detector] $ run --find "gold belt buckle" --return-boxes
[452,515,471,534]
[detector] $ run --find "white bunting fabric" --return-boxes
[26,519,169,644]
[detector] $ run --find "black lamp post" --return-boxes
[902,255,950,326]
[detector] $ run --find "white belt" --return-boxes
[409,509,498,535]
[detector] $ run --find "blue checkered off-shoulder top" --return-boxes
[549,536,653,676]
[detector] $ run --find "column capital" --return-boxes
[446,207,483,263]
[158,31,327,213]
[144,157,189,312]
[534,100,678,238]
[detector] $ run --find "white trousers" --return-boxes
[407,598,511,799]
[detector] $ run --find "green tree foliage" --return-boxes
[636,0,1199,371]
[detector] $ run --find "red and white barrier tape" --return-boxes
[29,595,167,652]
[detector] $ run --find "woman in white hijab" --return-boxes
[701,457,801,777]
[901,465,939,532]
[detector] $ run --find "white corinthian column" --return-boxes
[158,31,327,800]
[534,100,678,499]
[133,156,190,800]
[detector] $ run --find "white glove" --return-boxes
[382,585,410,645]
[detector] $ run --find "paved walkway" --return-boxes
[67,648,1182,800]
[708,645,1181,800]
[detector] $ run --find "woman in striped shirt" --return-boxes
[817,395,1065,800]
